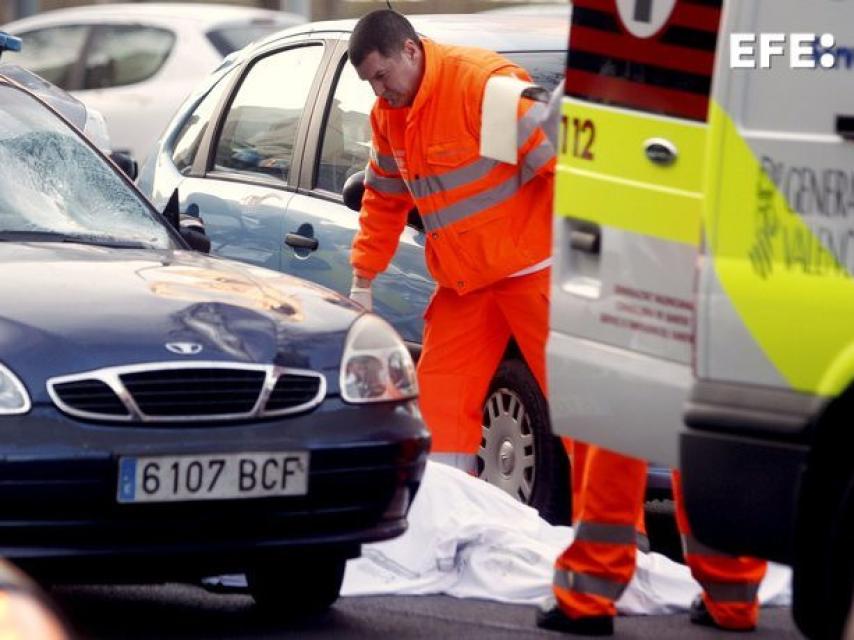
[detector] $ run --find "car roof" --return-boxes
[2,3,302,31]
[252,13,567,56]
[480,3,572,17]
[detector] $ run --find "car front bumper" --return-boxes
[0,400,430,581]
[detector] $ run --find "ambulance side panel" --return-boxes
[682,0,854,563]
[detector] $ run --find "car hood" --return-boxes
[0,243,359,398]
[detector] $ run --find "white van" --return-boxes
[548,1,854,637]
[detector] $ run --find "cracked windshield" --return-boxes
[0,86,173,248]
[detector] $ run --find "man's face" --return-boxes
[355,39,422,108]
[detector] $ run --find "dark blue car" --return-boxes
[0,61,428,616]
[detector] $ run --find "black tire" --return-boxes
[477,358,571,525]
[247,551,347,618]
[644,499,682,563]
[793,394,854,640]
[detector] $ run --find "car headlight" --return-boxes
[340,314,418,404]
[0,363,30,415]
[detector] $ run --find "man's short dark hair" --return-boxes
[349,10,420,67]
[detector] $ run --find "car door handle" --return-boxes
[837,115,854,141]
[569,229,600,254]
[284,233,318,251]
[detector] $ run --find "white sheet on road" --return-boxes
[339,461,792,615]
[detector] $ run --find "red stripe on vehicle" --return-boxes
[669,3,722,32]
[570,0,619,13]
[565,68,710,121]
[570,26,715,75]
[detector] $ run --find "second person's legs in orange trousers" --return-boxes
[551,445,767,631]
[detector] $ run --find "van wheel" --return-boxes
[795,468,854,640]
[477,358,571,525]
[793,394,854,640]
[247,551,346,617]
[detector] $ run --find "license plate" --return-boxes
[117,452,309,503]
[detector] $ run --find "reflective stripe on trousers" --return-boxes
[574,521,650,553]
[553,567,629,601]
[681,534,761,602]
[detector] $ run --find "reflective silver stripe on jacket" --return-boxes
[702,581,761,604]
[521,139,555,185]
[554,568,628,601]
[681,534,730,559]
[409,156,500,200]
[636,533,650,554]
[518,101,548,148]
[409,104,550,202]
[421,172,519,233]
[370,147,398,174]
[364,164,409,195]
[575,521,638,545]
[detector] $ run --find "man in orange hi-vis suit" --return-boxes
[347,10,555,469]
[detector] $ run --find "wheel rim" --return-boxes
[478,387,535,503]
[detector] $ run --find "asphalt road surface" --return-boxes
[51,584,804,639]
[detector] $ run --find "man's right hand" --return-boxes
[349,276,373,311]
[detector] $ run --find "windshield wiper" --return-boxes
[0,230,155,249]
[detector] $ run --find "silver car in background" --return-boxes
[2,3,305,164]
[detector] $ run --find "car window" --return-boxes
[83,25,175,90]
[316,58,374,194]
[171,66,238,175]
[213,45,323,183]
[0,86,174,249]
[504,51,565,91]
[11,26,89,89]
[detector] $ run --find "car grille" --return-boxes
[50,380,129,417]
[121,369,266,416]
[265,373,323,412]
[48,363,326,423]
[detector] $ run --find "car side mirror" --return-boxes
[110,151,137,181]
[342,170,365,212]
[179,214,211,254]
[162,189,210,253]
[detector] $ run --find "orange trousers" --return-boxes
[416,269,550,454]
[554,444,768,630]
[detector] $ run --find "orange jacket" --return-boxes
[351,39,555,295]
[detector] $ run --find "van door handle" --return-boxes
[837,115,854,141]
[284,233,318,251]
[570,229,600,254]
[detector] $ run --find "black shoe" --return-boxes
[689,597,756,632]
[536,604,614,636]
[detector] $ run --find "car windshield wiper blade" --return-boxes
[0,230,154,249]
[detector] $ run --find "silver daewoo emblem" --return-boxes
[165,342,203,355]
